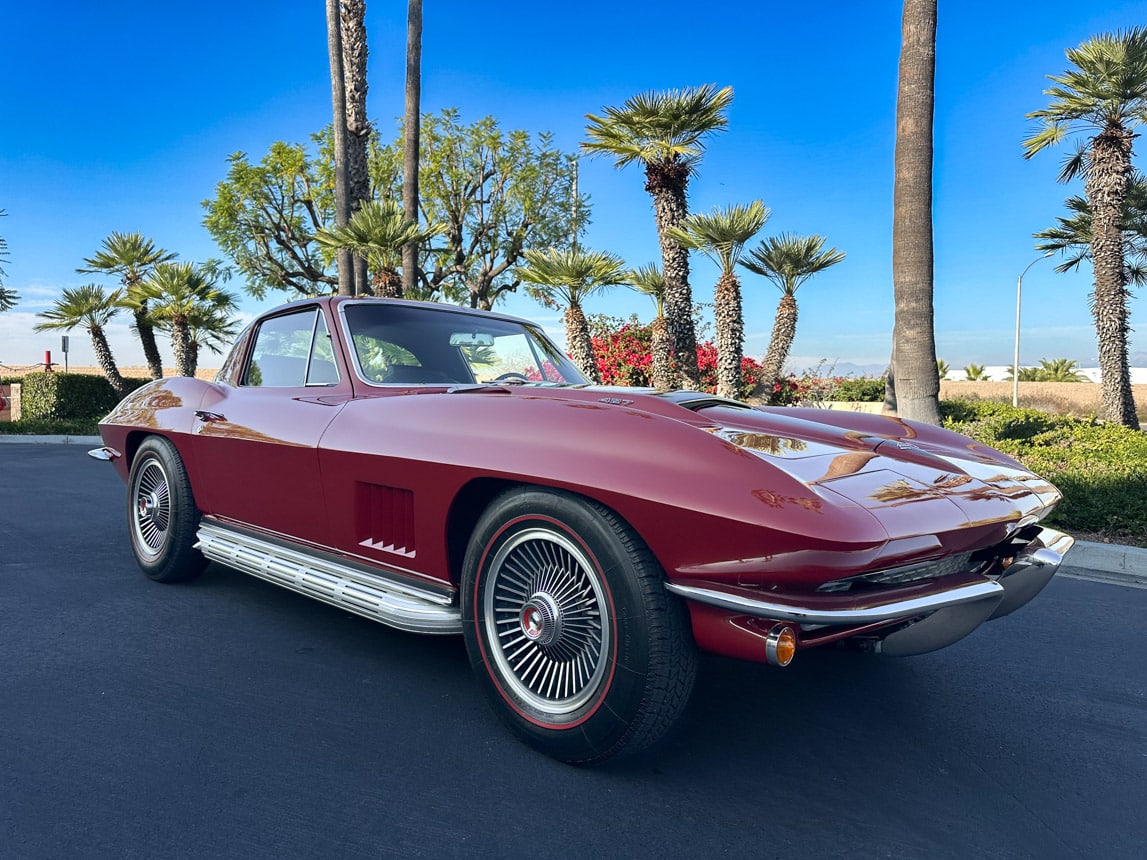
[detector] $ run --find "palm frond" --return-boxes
[741,233,846,295]
[666,201,770,273]
[582,84,733,169]
[516,247,628,306]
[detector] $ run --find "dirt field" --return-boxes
[939,381,1147,416]
[3,365,220,381]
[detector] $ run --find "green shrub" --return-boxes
[830,376,886,402]
[942,399,1147,541]
[0,417,101,436]
[18,372,147,421]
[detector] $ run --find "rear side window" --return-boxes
[243,308,339,387]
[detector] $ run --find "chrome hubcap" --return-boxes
[484,528,609,716]
[132,459,171,557]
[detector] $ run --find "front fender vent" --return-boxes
[357,482,416,558]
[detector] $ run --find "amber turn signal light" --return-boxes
[765,624,797,667]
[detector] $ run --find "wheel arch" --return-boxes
[443,478,659,589]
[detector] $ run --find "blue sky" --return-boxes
[3,0,1147,374]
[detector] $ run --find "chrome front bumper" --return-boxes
[666,527,1075,657]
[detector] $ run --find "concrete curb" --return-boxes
[2,435,1144,588]
[0,435,104,445]
[1060,541,1147,589]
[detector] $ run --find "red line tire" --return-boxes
[461,487,697,764]
[127,436,207,584]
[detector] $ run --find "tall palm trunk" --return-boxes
[133,302,164,379]
[1088,124,1140,428]
[341,0,370,295]
[90,325,129,397]
[402,0,423,298]
[646,163,700,389]
[326,0,354,296]
[762,294,798,396]
[890,0,941,424]
[171,317,192,377]
[713,271,743,399]
[564,304,599,383]
[650,316,675,390]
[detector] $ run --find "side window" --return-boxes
[244,309,339,387]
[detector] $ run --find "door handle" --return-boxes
[194,410,226,422]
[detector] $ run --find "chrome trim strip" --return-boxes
[87,446,121,461]
[665,579,1004,625]
[195,522,461,635]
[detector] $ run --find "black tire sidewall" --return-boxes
[462,488,657,762]
[127,437,205,583]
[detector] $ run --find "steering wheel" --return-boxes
[493,372,531,384]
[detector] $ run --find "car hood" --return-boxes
[498,385,1061,536]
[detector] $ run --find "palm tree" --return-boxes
[139,263,235,377]
[326,0,353,296]
[628,264,676,390]
[891,0,941,425]
[1023,27,1147,430]
[315,200,442,297]
[402,0,424,297]
[34,285,129,396]
[0,209,15,312]
[78,232,175,379]
[583,84,733,389]
[1035,357,1088,382]
[668,201,770,399]
[742,233,845,401]
[936,358,950,380]
[1035,172,1147,286]
[181,296,240,378]
[341,0,370,293]
[963,362,989,381]
[516,248,629,383]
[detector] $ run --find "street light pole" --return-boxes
[1013,251,1054,408]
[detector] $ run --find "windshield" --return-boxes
[340,301,586,386]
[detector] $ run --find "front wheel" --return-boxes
[127,436,207,583]
[462,488,697,764]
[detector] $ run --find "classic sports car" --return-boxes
[92,296,1074,764]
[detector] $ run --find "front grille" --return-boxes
[816,552,978,593]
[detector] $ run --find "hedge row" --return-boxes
[12,373,149,421]
[941,399,1147,541]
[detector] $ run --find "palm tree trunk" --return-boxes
[890,0,941,425]
[171,318,192,377]
[646,162,700,389]
[134,304,164,379]
[762,294,798,400]
[90,325,129,397]
[713,271,744,399]
[187,339,200,378]
[326,0,354,297]
[376,268,402,298]
[565,304,600,383]
[1087,124,1140,429]
[341,0,370,295]
[402,0,423,298]
[650,316,675,390]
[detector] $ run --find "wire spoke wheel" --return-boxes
[125,437,206,583]
[483,528,609,716]
[463,488,698,764]
[131,458,172,559]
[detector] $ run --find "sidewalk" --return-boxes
[4,434,1144,588]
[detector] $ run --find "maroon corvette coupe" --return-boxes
[92,297,1073,763]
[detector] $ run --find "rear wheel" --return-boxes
[461,487,697,764]
[127,436,206,583]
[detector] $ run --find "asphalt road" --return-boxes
[2,444,1145,859]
